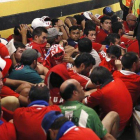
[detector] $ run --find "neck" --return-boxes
[72,66,81,74]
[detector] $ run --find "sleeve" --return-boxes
[86,90,102,108]
[1,86,20,98]
[7,123,17,140]
[87,109,107,138]
[92,43,102,52]
[0,45,10,59]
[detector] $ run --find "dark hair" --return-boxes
[29,85,50,102]
[102,33,120,45]
[78,38,92,53]
[69,26,79,33]
[100,16,111,24]
[112,22,123,33]
[14,42,26,50]
[121,52,138,69]
[111,15,118,24]
[84,27,96,36]
[73,15,85,25]
[85,20,96,29]
[47,35,58,46]
[32,27,48,39]
[90,66,112,85]
[107,45,121,59]
[51,18,59,27]
[51,114,69,130]
[74,53,95,68]
[14,25,21,36]
[60,83,77,100]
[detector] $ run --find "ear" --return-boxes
[73,90,78,96]
[80,63,85,70]
[34,35,38,40]
[49,129,57,140]
[132,62,136,70]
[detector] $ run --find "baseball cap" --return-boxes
[42,111,63,132]
[103,7,114,16]
[31,18,51,29]
[47,28,63,38]
[41,16,51,21]
[0,57,12,77]
[83,11,93,20]
[21,49,40,65]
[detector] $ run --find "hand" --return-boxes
[63,54,74,63]
[115,60,122,70]
[59,40,68,47]
[18,24,27,36]
[36,83,46,87]
[64,17,72,27]
[27,25,33,34]
[57,19,64,27]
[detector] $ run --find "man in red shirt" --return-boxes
[96,16,112,44]
[26,27,48,63]
[84,27,106,52]
[45,53,96,104]
[123,13,137,34]
[84,66,133,131]
[0,103,16,140]
[13,85,61,140]
[113,52,140,106]
[99,45,121,73]
[42,111,100,140]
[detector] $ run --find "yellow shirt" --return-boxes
[132,0,140,17]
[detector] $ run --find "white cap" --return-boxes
[83,11,93,20]
[31,18,51,29]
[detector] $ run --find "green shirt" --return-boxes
[60,101,107,138]
[8,65,43,84]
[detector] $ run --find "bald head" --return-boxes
[60,79,78,93]
[126,13,137,21]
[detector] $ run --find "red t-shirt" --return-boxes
[13,105,61,140]
[99,48,107,61]
[127,40,139,55]
[45,63,89,104]
[113,70,140,105]
[26,41,47,63]
[92,42,102,52]
[123,21,135,33]
[86,78,133,131]
[96,29,108,44]
[0,43,10,59]
[0,85,20,98]
[0,121,16,140]
[60,126,100,140]
[99,57,117,73]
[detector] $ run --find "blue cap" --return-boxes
[103,7,114,16]
[42,111,63,132]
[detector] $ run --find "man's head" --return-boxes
[112,22,125,36]
[14,42,26,63]
[103,33,120,46]
[78,38,92,53]
[90,66,112,85]
[42,111,70,140]
[103,7,114,17]
[126,13,137,28]
[121,52,140,72]
[29,85,50,103]
[66,16,77,26]
[74,53,95,75]
[49,44,65,64]
[69,26,80,41]
[32,27,48,44]
[84,28,96,42]
[100,16,111,32]
[107,45,121,60]
[60,79,85,102]
[47,28,63,46]
[20,49,38,68]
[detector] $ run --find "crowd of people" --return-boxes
[0,3,140,140]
